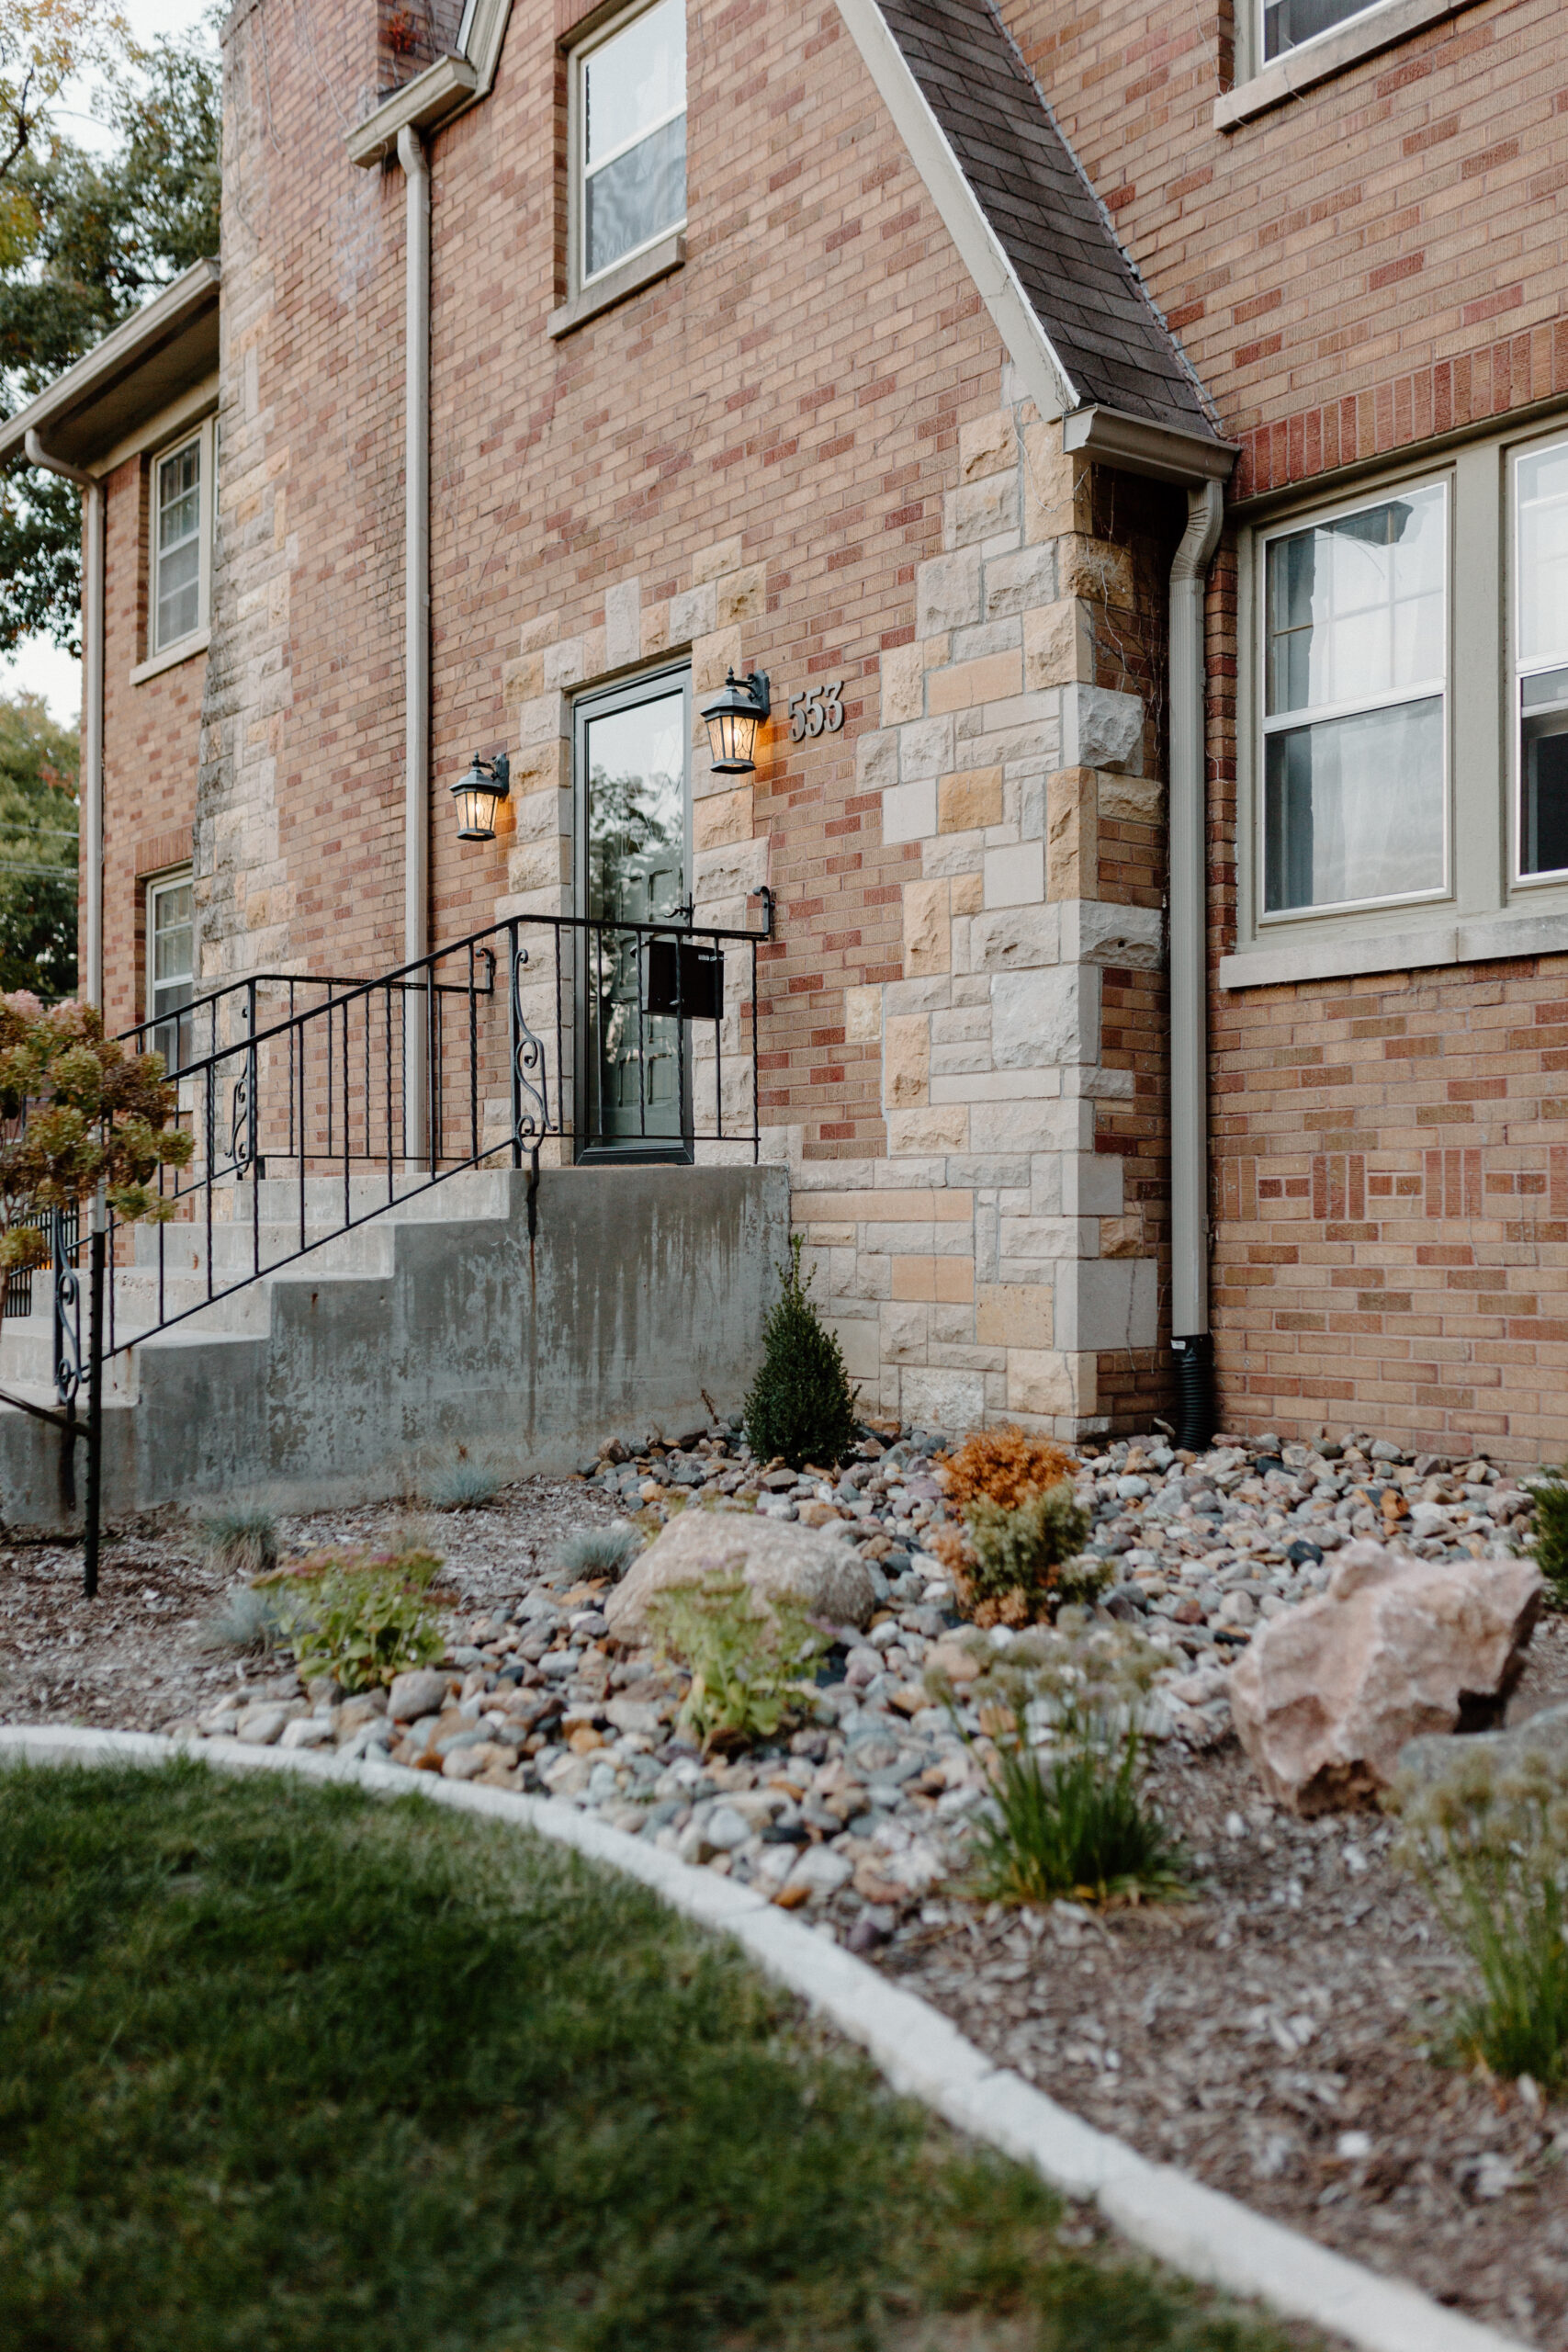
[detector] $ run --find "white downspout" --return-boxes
[398,124,431,1161]
[1168,479,1224,1435]
[26,431,105,1014]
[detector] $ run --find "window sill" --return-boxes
[548,232,685,340]
[1214,0,1481,129]
[1219,907,1568,990]
[130,630,209,686]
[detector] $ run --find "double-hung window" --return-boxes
[147,871,195,1074]
[575,0,686,289]
[148,418,214,660]
[1514,439,1568,881]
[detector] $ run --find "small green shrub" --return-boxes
[958,1487,1100,1627]
[198,1506,278,1579]
[647,1570,829,1753]
[423,1460,502,1510]
[937,1618,1189,1906]
[553,1525,641,1580]
[271,1549,446,1694]
[1527,1467,1568,1603]
[743,1235,859,1472]
[195,1584,288,1658]
[1394,1745,1568,2086]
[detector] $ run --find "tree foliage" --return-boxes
[743,1234,860,1471]
[0,20,221,654]
[0,690,77,998]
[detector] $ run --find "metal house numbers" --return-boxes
[787,680,844,741]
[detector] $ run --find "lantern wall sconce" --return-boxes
[700,669,771,775]
[452,750,511,841]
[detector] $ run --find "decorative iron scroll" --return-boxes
[51,1207,82,1407]
[511,940,549,1149]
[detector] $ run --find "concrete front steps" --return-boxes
[0,1161,786,1534]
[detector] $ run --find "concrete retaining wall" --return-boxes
[0,1163,789,1532]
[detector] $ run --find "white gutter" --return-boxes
[1168,480,1225,1345]
[25,432,104,1014]
[398,124,431,1159]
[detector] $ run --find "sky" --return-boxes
[0,0,215,729]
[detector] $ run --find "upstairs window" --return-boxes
[1261,0,1385,60]
[1261,481,1448,915]
[149,419,214,658]
[1516,439,1568,879]
[577,0,685,287]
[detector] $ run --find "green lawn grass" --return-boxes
[0,1761,1296,2352]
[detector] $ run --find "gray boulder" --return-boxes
[604,1508,877,1641]
[388,1668,451,1723]
[1397,1698,1568,1795]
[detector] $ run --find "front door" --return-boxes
[575,667,692,1156]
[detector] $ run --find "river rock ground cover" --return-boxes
[0,1418,1562,2341]
[0,1758,1304,2352]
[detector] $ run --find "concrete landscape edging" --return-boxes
[0,1722,1519,2352]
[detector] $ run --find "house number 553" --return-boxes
[787,681,844,741]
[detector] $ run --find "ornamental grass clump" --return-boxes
[198,1506,278,1579]
[423,1459,502,1511]
[935,1618,1190,1907]
[1526,1466,1568,1605]
[265,1545,447,1693]
[743,1235,859,1471]
[552,1524,641,1581]
[647,1570,829,1754]
[1394,1745,1568,2088]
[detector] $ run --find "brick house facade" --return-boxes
[6,0,1566,1465]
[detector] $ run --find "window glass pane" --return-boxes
[1264,698,1445,911]
[1520,670,1568,876]
[1262,0,1379,60]
[1266,485,1445,717]
[155,439,202,649]
[151,877,194,1072]
[582,686,687,1148]
[581,0,685,280]
[1517,442,1568,670]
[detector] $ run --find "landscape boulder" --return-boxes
[388,1668,451,1723]
[1227,1540,1542,1813]
[1397,1696,1568,1796]
[604,1510,877,1641]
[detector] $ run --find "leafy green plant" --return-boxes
[957,1487,1100,1628]
[423,1460,502,1511]
[1526,1467,1568,1604]
[647,1570,829,1753]
[195,1584,288,1660]
[270,1548,446,1695]
[198,1506,278,1579]
[935,1618,1189,1906]
[1394,1745,1568,2086]
[743,1234,859,1472]
[553,1525,641,1580]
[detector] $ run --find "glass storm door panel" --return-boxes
[578,674,691,1151]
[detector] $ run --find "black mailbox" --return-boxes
[645,937,724,1022]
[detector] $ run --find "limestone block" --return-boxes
[946,473,1019,548]
[693,625,742,698]
[604,577,641,668]
[991,967,1098,1069]
[900,715,956,781]
[1229,1544,1544,1814]
[880,1299,930,1362]
[1061,684,1143,775]
[506,836,570,894]
[829,1316,883,1380]
[884,779,937,844]
[1058,898,1162,969]
[971,1098,1081,1152]
[916,548,984,639]
[969,903,1060,971]
[903,878,951,977]
[1099,772,1165,824]
[886,1104,969,1155]
[1006,1348,1094,1417]
[502,651,545,706]
[519,611,558,655]
[844,984,883,1043]
[694,786,753,849]
[1062,1153,1122,1215]
[929,650,1024,715]
[716,565,765,627]
[543,639,585,693]
[692,534,744,587]
[694,837,768,899]
[983,543,1055,621]
[1055,1258,1158,1351]
[514,691,566,752]
[513,786,571,844]
[884,975,953,1017]
[1023,599,1093,691]
[855,729,900,790]
[1021,423,1092,541]
[983,842,1045,909]
[900,1365,987,1429]
[959,409,1018,481]
[891,1255,974,1304]
[1099,1213,1145,1259]
[884,1012,931,1108]
[1060,535,1134,607]
[669,580,718,645]
[640,600,673,655]
[1046,767,1099,900]
[975,1283,1054,1349]
[951,872,983,916]
[881,642,924,728]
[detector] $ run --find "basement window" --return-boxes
[575,0,685,288]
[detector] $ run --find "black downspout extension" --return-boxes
[1171,1332,1215,1454]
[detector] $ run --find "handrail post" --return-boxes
[83,1183,106,1600]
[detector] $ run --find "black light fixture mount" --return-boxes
[700,669,771,775]
[452,750,511,842]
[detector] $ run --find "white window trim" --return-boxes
[147,415,214,665]
[1216,0,1483,130]
[145,865,195,1028]
[1224,422,1568,990]
[1510,430,1568,893]
[566,0,687,310]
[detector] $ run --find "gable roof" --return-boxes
[836,0,1227,468]
[0,259,220,474]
